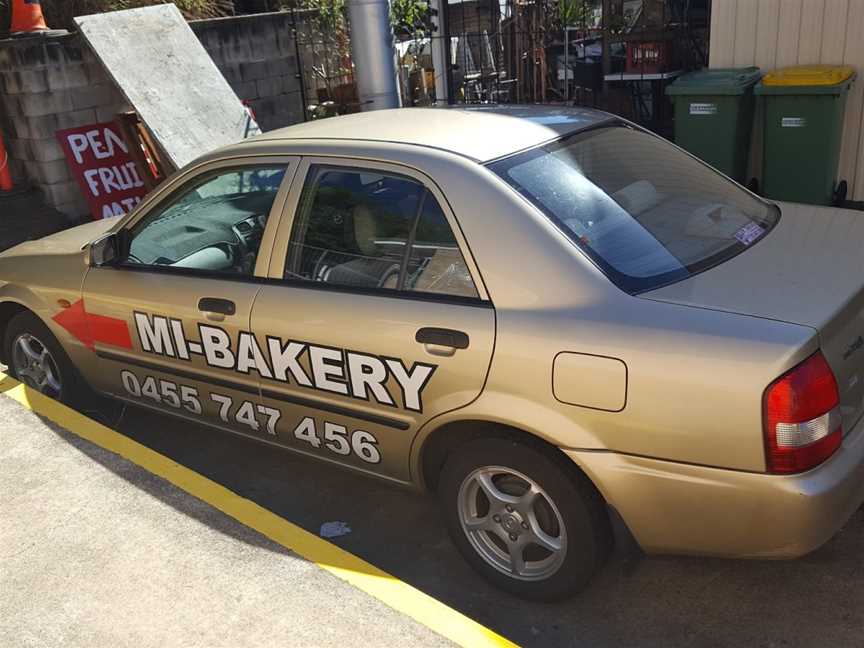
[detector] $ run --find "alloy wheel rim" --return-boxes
[457,465,567,581]
[11,333,62,398]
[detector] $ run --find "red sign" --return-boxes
[56,121,149,221]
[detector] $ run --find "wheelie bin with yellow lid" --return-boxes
[754,65,856,206]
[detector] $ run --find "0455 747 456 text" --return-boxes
[119,369,382,464]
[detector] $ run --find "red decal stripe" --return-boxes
[88,311,133,349]
[53,299,132,351]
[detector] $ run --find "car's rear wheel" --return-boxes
[4,311,80,405]
[439,436,611,601]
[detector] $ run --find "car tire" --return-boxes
[439,436,611,601]
[4,311,83,406]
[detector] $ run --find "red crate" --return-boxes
[625,41,674,74]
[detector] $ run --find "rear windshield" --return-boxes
[488,124,779,293]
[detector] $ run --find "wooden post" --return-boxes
[601,0,611,93]
[540,46,546,103]
[531,6,537,102]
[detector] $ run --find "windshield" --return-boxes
[488,124,779,293]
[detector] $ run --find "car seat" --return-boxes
[319,204,402,288]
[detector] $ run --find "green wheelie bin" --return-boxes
[754,65,856,206]
[666,67,761,184]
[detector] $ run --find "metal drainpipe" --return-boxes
[347,0,402,111]
[441,0,455,104]
[429,0,449,104]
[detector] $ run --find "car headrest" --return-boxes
[611,180,661,216]
[352,204,378,257]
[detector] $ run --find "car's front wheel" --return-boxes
[4,311,80,405]
[439,436,611,601]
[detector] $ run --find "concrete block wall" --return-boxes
[191,11,308,132]
[0,34,130,219]
[0,11,309,220]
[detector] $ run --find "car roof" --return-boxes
[234,105,614,163]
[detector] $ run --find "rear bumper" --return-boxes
[564,416,864,558]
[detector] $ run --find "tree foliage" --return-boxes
[288,0,346,35]
[1,0,235,32]
[390,0,430,39]
[556,0,593,30]
[2,0,432,39]
[283,0,429,40]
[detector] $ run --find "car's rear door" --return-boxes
[79,156,299,437]
[249,157,495,482]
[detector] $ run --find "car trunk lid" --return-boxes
[642,201,864,434]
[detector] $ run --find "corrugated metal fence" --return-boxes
[709,0,864,201]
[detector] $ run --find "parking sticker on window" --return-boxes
[734,222,765,246]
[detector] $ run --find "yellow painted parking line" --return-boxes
[0,374,518,648]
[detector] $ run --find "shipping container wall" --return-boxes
[709,0,864,201]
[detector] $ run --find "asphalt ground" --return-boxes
[0,381,458,648]
[3,377,863,647]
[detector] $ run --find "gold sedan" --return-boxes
[2,106,863,600]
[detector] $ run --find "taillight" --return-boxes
[763,351,842,474]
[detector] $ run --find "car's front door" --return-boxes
[79,157,299,438]
[249,158,496,482]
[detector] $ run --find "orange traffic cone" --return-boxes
[0,131,13,192]
[10,0,50,35]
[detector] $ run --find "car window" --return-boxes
[489,125,779,294]
[404,196,478,298]
[123,166,287,276]
[285,165,477,299]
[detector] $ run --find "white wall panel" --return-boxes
[709,0,864,200]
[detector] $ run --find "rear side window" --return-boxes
[489,125,779,293]
[405,197,478,298]
[285,166,478,299]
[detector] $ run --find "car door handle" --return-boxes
[415,327,470,350]
[198,297,236,320]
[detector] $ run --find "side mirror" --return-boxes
[86,233,119,267]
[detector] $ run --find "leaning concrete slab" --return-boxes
[74,4,260,171]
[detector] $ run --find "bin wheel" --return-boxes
[833,181,848,207]
[747,178,760,195]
